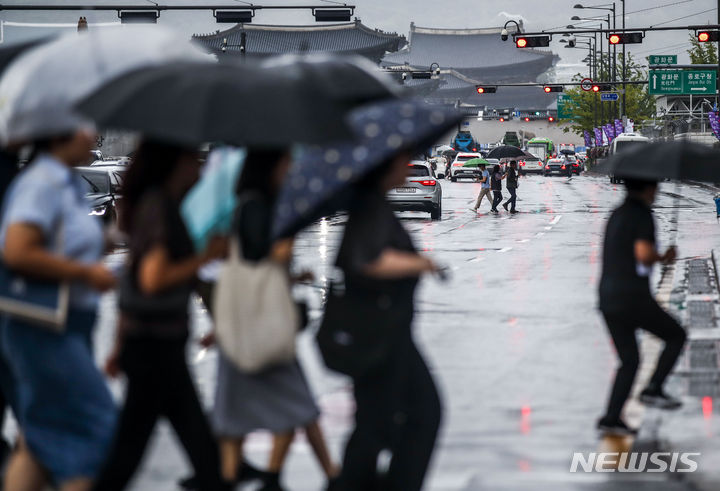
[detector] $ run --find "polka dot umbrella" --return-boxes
[272,99,462,239]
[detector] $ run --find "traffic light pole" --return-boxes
[717,0,719,108]
[622,0,626,119]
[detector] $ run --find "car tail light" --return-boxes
[545,165,550,169]
[472,148,477,151]
[573,163,579,167]
[420,180,436,186]
[561,165,566,169]
[453,162,463,166]
[519,161,525,166]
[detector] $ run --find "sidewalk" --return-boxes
[632,254,720,490]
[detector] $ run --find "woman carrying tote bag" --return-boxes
[210,149,339,491]
[0,130,118,491]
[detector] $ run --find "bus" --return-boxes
[527,137,555,163]
[452,131,478,153]
[502,131,521,148]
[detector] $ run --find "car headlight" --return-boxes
[90,206,107,216]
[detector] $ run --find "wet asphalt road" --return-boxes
[83,173,720,489]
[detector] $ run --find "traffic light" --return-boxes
[476,86,497,94]
[592,83,613,92]
[698,30,720,42]
[543,85,563,93]
[499,117,505,122]
[524,117,530,122]
[608,32,643,45]
[515,35,551,48]
[548,116,555,122]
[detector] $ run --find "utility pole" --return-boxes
[622,0,626,118]
[717,0,719,108]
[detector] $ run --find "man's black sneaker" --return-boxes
[490,209,499,214]
[510,210,518,214]
[179,461,268,489]
[640,389,683,410]
[597,417,638,436]
[502,203,509,211]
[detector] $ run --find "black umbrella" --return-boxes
[0,38,50,76]
[76,60,377,147]
[559,148,575,155]
[596,141,720,182]
[486,145,526,159]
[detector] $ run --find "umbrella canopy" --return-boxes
[463,157,490,168]
[76,61,355,147]
[0,38,50,78]
[521,150,540,161]
[436,144,453,153]
[181,147,246,252]
[0,26,209,145]
[596,141,720,182]
[486,145,525,159]
[272,99,462,239]
[260,54,400,107]
[559,148,576,155]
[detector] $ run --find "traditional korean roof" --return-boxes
[194,20,406,63]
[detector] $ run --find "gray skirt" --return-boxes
[212,351,320,437]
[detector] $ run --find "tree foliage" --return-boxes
[561,53,656,136]
[688,34,718,64]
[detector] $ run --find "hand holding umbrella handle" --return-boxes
[433,264,451,282]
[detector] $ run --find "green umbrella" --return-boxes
[463,157,490,168]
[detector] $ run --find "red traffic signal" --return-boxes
[515,35,550,48]
[698,31,720,42]
[543,85,563,93]
[592,83,612,92]
[524,117,530,122]
[608,32,643,45]
[499,117,505,122]
[548,116,555,122]
[476,86,497,94]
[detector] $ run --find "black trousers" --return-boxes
[504,188,517,211]
[491,190,503,211]
[601,297,687,422]
[93,338,224,491]
[339,338,442,491]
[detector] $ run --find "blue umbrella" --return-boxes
[181,146,246,251]
[272,99,461,238]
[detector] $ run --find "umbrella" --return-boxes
[462,157,490,168]
[521,150,540,161]
[0,26,210,145]
[486,145,525,159]
[0,38,50,77]
[595,141,720,182]
[436,144,453,153]
[559,148,575,155]
[76,61,355,147]
[260,54,400,107]
[180,147,246,252]
[272,99,462,239]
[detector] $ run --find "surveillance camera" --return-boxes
[501,28,509,41]
[402,72,408,81]
[434,67,441,75]
[568,36,576,48]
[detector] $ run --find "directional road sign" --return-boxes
[557,94,573,119]
[601,92,619,101]
[648,55,677,65]
[649,69,716,95]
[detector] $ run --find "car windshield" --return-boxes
[456,155,478,162]
[615,140,648,153]
[77,170,110,194]
[408,165,430,177]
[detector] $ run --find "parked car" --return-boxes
[387,162,442,220]
[74,166,125,224]
[90,157,131,168]
[450,152,484,182]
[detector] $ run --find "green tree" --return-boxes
[561,52,655,136]
[688,34,718,64]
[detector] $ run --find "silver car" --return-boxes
[387,162,442,220]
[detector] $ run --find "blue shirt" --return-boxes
[481,170,490,189]
[0,155,104,310]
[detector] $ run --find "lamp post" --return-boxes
[563,36,598,128]
[574,3,619,119]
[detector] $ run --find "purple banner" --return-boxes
[709,111,720,140]
[584,130,592,148]
[614,119,624,136]
[603,124,615,144]
[594,127,604,146]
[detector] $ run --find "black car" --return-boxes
[74,166,125,224]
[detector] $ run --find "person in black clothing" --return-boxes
[335,153,442,491]
[490,164,505,213]
[503,161,519,214]
[597,178,686,436]
[94,140,228,491]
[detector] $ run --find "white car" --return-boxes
[450,152,484,182]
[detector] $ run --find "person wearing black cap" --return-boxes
[597,178,687,436]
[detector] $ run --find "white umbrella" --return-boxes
[0,26,211,145]
[436,144,453,152]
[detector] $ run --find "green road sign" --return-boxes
[649,69,716,95]
[557,94,573,119]
[648,55,677,65]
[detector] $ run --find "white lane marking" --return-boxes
[535,232,545,238]
[498,247,513,253]
[469,257,486,263]
[549,215,563,225]
[544,226,553,230]
[517,239,530,243]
